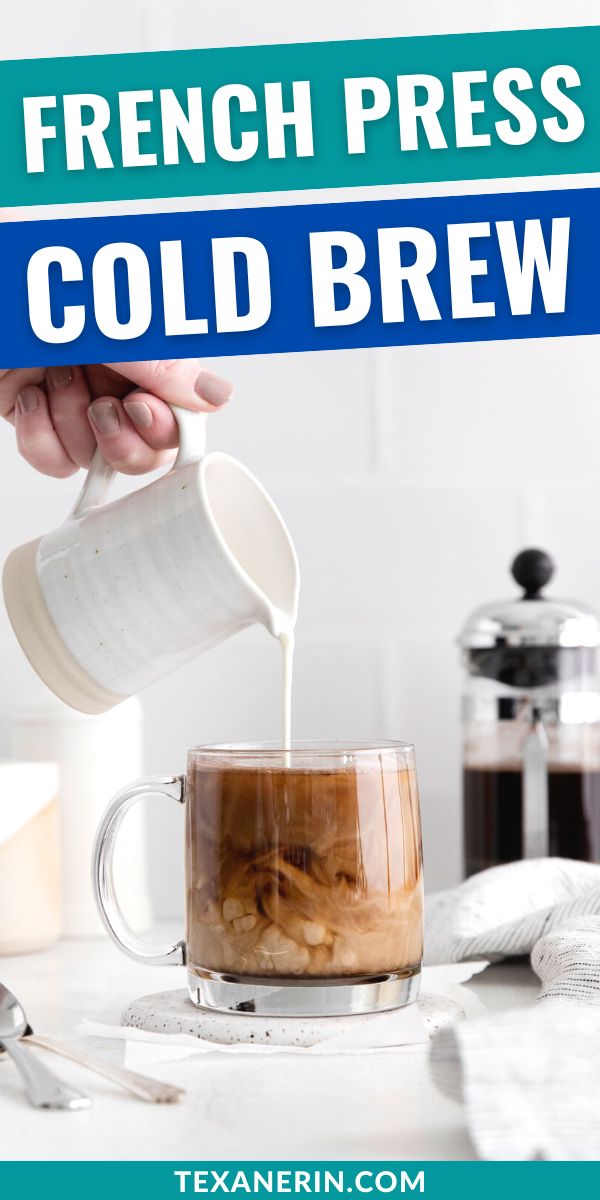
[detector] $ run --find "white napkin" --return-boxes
[80,1001,430,1067]
[425,857,600,965]
[80,963,491,1067]
[427,859,600,1161]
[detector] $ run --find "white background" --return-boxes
[1,0,599,917]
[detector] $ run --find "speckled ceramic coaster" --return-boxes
[122,989,462,1047]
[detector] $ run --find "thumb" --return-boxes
[103,360,234,412]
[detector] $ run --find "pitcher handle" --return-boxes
[72,406,207,518]
[92,776,186,966]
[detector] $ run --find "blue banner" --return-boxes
[0,186,597,367]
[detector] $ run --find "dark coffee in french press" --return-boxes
[463,764,600,874]
[460,549,600,875]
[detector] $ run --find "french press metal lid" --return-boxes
[460,548,600,683]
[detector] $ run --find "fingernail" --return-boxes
[18,386,39,414]
[89,401,120,436]
[194,370,234,407]
[124,399,153,430]
[47,366,73,388]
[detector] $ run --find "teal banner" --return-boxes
[1,1162,600,1197]
[0,25,599,208]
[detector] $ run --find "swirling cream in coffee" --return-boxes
[186,760,423,980]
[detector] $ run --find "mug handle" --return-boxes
[72,405,208,518]
[92,776,187,966]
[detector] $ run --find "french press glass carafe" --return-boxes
[459,549,600,876]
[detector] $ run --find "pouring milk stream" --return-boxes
[3,405,299,747]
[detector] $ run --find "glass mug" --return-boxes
[93,742,424,1017]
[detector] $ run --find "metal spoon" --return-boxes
[27,1034,184,1103]
[0,983,91,1110]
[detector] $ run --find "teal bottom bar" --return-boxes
[0,1162,599,1198]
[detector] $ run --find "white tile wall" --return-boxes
[0,5,148,58]
[271,479,524,629]
[1,0,599,918]
[208,350,378,481]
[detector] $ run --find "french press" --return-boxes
[459,548,600,875]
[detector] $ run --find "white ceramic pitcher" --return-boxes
[3,407,299,714]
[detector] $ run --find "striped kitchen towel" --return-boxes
[426,859,600,1161]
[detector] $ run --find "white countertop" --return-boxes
[0,936,539,1161]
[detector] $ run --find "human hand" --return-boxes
[0,359,234,477]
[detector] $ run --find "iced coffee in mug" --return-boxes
[93,741,423,1017]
